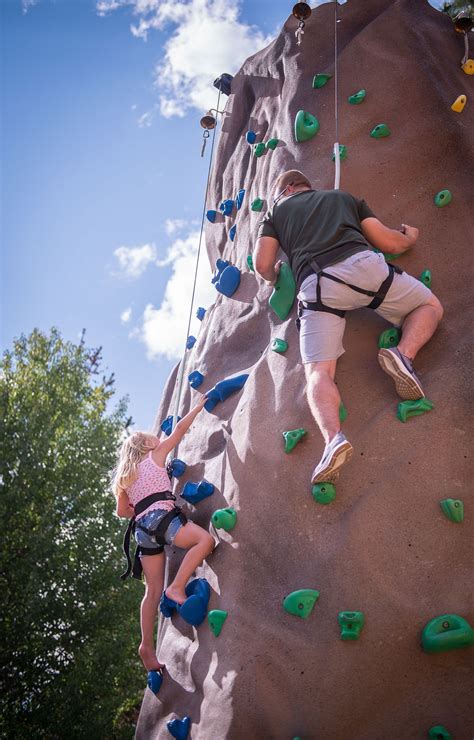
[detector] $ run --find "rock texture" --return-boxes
[137,1,473,737]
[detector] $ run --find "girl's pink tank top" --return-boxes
[127,451,175,520]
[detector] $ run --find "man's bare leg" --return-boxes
[305,360,353,483]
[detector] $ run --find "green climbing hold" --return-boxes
[338,611,365,640]
[370,123,391,138]
[312,482,336,504]
[208,609,228,637]
[331,144,347,161]
[254,142,265,157]
[373,247,400,261]
[283,428,307,453]
[339,402,347,423]
[378,327,400,349]
[295,110,320,143]
[271,338,288,354]
[434,189,452,208]
[266,138,279,150]
[283,589,320,619]
[397,398,433,422]
[348,89,366,104]
[428,726,452,740]
[422,614,474,654]
[439,498,464,523]
[247,255,255,273]
[312,73,331,88]
[211,507,237,531]
[269,262,296,320]
[420,269,432,288]
[251,197,264,212]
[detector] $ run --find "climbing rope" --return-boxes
[333,0,341,190]
[169,88,222,452]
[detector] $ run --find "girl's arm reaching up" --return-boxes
[154,396,207,463]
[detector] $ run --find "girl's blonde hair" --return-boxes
[111,431,156,498]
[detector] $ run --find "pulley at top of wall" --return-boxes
[293,2,312,46]
[452,9,474,72]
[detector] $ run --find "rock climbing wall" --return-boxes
[137,1,473,737]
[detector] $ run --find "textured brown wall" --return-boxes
[137,1,473,737]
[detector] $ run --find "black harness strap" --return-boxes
[296,254,402,330]
[120,491,180,581]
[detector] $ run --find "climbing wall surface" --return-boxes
[138,1,473,737]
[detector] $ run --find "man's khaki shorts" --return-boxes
[297,250,432,363]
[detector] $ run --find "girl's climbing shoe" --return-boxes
[160,590,179,617]
[378,347,425,400]
[311,432,353,484]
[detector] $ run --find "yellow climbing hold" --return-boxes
[451,94,467,112]
[462,59,474,75]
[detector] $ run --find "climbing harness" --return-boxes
[120,491,187,581]
[293,2,311,46]
[296,255,403,330]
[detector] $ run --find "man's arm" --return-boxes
[254,236,281,283]
[361,217,419,254]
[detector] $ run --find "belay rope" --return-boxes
[333,0,341,190]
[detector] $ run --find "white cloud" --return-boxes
[96,0,272,117]
[136,230,215,360]
[21,0,38,12]
[121,307,133,323]
[113,243,157,278]
[164,218,189,236]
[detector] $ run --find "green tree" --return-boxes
[0,329,144,739]
[441,1,473,20]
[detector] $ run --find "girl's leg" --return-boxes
[139,552,166,672]
[165,523,214,604]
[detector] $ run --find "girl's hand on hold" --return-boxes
[196,395,207,410]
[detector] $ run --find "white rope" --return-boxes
[333,0,341,190]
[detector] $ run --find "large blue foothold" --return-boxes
[160,415,181,437]
[219,199,234,217]
[160,578,210,627]
[206,209,217,223]
[196,307,206,321]
[204,374,248,411]
[182,479,215,505]
[212,259,241,298]
[229,224,237,242]
[188,370,204,389]
[246,130,256,144]
[170,458,186,478]
[147,669,163,695]
[186,336,196,350]
[235,189,245,210]
[167,716,191,740]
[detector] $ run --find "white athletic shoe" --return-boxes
[311,432,353,484]
[378,347,425,400]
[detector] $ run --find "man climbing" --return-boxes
[253,170,443,484]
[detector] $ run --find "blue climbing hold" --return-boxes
[196,306,206,321]
[170,458,186,478]
[246,130,256,144]
[160,415,181,437]
[235,189,245,210]
[167,716,191,740]
[212,259,241,298]
[188,370,204,389]
[204,374,248,412]
[182,479,215,504]
[229,224,237,242]
[206,210,217,223]
[186,336,196,350]
[219,199,234,217]
[147,669,163,695]
[160,578,210,627]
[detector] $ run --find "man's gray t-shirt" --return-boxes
[257,189,376,288]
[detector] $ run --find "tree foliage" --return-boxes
[0,329,144,739]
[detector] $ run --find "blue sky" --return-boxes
[2,0,444,431]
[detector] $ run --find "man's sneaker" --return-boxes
[378,347,425,400]
[311,432,353,484]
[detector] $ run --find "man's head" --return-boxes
[273,170,312,205]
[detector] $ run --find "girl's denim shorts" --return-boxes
[134,507,184,552]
